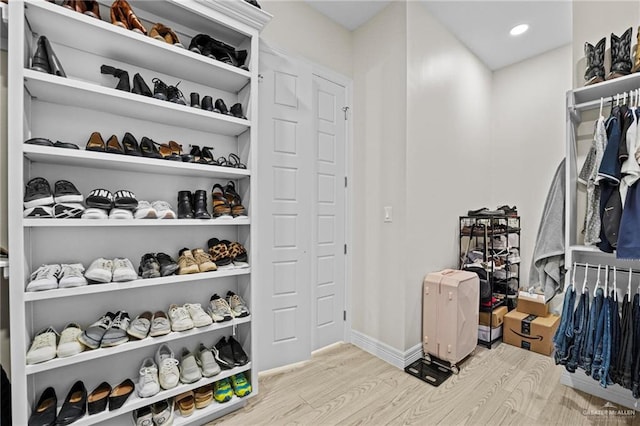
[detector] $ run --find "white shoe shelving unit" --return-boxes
[8,1,271,424]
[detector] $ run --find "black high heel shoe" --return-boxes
[189,145,205,164]
[140,137,163,159]
[122,132,141,156]
[201,146,216,165]
[101,65,130,92]
[132,73,152,97]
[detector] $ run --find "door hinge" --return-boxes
[343,311,347,321]
[344,244,347,254]
[342,106,350,120]
[344,177,347,188]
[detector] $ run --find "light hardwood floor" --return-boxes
[208,343,639,425]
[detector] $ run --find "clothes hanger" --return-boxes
[605,265,609,297]
[599,97,604,117]
[582,262,588,294]
[594,263,601,297]
[628,267,632,297]
[613,266,617,301]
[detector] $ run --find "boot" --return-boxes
[132,73,152,97]
[632,26,640,73]
[177,191,194,219]
[607,27,633,80]
[193,190,211,219]
[110,0,147,34]
[43,37,67,78]
[584,37,605,86]
[190,92,200,108]
[31,36,51,74]
[101,65,130,91]
[230,103,246,119]
[201,96,214,112]
[215,99,231,115]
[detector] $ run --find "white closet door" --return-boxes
[257,49,313,370]
[312,74,347,350]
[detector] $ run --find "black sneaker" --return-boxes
[152,78,168,101]
[212,337,235,369]
[155,252,179,277]
[167,82,187,105]
[24,177,54,208]
[228,336,249,366]
[54,180,83,203]
[138,253,160,279]
[24,206,54,218]
[54,203,85,219]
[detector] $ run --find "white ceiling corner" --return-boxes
[303,0,572,70]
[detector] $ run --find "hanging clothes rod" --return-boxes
[574,262,640,276]
[574,88,640,112]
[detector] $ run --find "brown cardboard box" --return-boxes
[503,310,560,356]
[479,306,508,327]
[478,324,502,342]
[516,292,549,317]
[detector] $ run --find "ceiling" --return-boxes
[303,0,572,70]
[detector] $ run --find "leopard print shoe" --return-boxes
[225,241,249,268]
[207,238,233,269]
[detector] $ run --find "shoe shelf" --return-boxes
[23,144,251,179]
[26,316,251,375]
[572,72,640,110]
[24,70,251,137]
[71,364,251,426]
[23,218,251,227]
[24,268,251,302]
[173,395,245,426]
[23,0,251,92]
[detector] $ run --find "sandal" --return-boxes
[201,147,217,165]
[174,391,195,417]
[211,184,231,217]
[224,181,247,217]
[225,240,249,268]
[228,153,247,169]
[154,142,181,161]
[216,156,229,167]
[207,238,233,269]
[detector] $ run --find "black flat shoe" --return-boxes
[122,132,142,156]
[108,378,134,411]
[215,99,231,115]
[25,137,54,147]
[87,382,111,415]
[55,381,87,425]
[53,141,80,149]
[140,137,163,159]
[201,95,215,112]
[230,103,246,119]
[29,387,57,426]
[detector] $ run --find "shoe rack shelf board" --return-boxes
[25,70,251,137]
[23,218,251,227]
[24,0,251,92]
[26,316,251,375]
[563,72,640,409]
[71,364,251,426]
[9,0,269,424]
[172,395,245,426]
[23,145,251,179]
[23,268,251,302]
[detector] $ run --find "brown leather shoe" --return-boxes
[82,1,101,20]
[62,0,76,11]
[110,0,128,30]
[110,0,147,35]
[106,135,124,154]
[149,23,184,48]
[86,132,106,152]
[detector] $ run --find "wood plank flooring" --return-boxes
[208,343,639,425]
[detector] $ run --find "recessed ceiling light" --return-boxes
[510,24,529,36]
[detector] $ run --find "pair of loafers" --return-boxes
[29,381,85,426]
[25,138,79,150]
[87,379,135,414]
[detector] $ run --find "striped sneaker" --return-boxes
[213,378,233,403]
[229,373,251,397]
[54,203,85,219]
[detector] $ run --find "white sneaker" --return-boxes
[179,347,202,384]
[84,258,113,283]
[57,323,84,358]
[168,304,194,332]
[133,406,153,426]
[137,358,160,398]
[81,208,109,219]
[207,294,233,322]
[112,258,138,282]
[155,344,180,390]
[151,201,176,219]
[184,303,212,327]
[226,291,250,318]
[58,263,87,288]
[134,200,157,219]
[26,264,61,292]
[23,205,54,218]
[195,343,221,377]
[152,399,174,426]
[26,326,58,364]
[109,208,134,220]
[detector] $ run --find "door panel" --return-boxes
[258,50,312,370]
[312,75,347,350]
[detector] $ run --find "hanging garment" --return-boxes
[592,290,609,381]
[554,286,576,365]
[616,185,640,259]
[617,105,631,166]
[579,116,607,245]
[567,291,590,373]
[620,108,639,204]
[608,292,621,384]
[617,294,634,388]
[598,107,623,252]
[531,159,565,300]
[582,287,604,376]
[597,294,614,388]
[632,293,640,398]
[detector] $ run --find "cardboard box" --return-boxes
[516,292,549,317]
[503,310,560,356]
[478,324,502,342]
[479,306,508,327]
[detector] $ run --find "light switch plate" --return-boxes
[384,206,392,223]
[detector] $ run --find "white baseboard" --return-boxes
[350,330,423,369]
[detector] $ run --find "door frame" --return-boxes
[258,41,353,354]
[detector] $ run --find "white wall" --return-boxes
[351,1,407,350]
[260,0,353,78]
[0,49,7,373]
[404,1,493,350]
[491,44,571,288]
